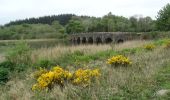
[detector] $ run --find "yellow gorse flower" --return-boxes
[164,41,170,49]
[32,66,73,91]
[72,68,100,86]
[32,67,48,79]
[107,55,132,66]
[144,44,155,50]
[32,66,100,90]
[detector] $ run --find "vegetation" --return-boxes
[32,66,72,91]
[143,44,156,51]
[106,55,132,66]
[0,3,170,40]
[0,38,169,99]
[156,63,170,99]
[32,66,100,91]
[0,2,170,100]
[0,23,67,39]
[5,14,75,26]
[156,3,170,31]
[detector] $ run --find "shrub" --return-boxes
[143,44,155,51]
[106,55,132,66]
[0,68,9,84]
[37,59,54,68]
[72,68,100,87]
[32,66,72,90]
[6,41,31,65]
[32,67,48,79]
[32,66,100,91]
[0,61,15,71]
[164,41,170,49]
[15,64,28,72]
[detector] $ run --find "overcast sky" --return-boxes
[0,0,169,25]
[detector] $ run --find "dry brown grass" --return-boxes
[31,40,150,63]
[1,46,169,100]
[113,40,151,50]
[1,40,169,99]
[0,54,5,63]
[31,44,111,63]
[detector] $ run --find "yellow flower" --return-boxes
[106,55,132,66]
[32,84,38,91]
[144,44,155,50]
[72,68,100,86]
[32,66,101,90]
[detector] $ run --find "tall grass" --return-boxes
[1,39,169,99]
[0,54,5,63]
[31,40,149,63]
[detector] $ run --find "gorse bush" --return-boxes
[72,68,100,87]
[32,66,100,91]
[143,44,155,50]
[164,41,170,49]
[33,67,48,79]
[32,66,72,90]
[106,55,132,66]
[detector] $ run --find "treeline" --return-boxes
[65,13,156,34]
[0,3,169,40]
[0,14,157,39]
[0,22,66,39]
[5,14,75,26]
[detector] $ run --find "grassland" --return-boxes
[0,39,170,100]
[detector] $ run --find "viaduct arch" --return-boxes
[69,32,141,44]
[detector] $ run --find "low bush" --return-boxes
[106,55,132,66]
[32,66,100,91]
[164,41,170,49]
[72,68,100,87]
[143,44,155,51]
[6,41,31,65]
[37,59,54,68]
[0,68,9,84]
[0,61,15,71]
[32,66,72,90]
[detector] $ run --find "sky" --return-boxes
[0,0,169,25]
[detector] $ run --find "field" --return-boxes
[0,39,170,99]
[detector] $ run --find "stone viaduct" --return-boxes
[69,32,141,44]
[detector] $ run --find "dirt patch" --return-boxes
[156,89,170,96]
[0,54,5,63]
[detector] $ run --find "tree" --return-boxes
[5,14,75,26]
[87,18,105,32]
[102,12,116,32]
[115,16,130,32]
[65,20,85,34]
[52,21,65,34]
[156,3,170,31]
[138,17,153,32]
[129,17,138,31]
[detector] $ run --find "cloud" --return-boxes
[0,0,169,25]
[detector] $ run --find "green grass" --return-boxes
[53,47,143,67]
[157,64,170,89]
[0,39,170,99]
[153,38,170,46]
[155,63,170,99]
